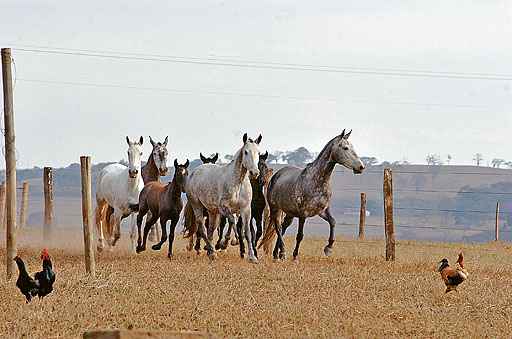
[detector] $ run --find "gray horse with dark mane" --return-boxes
[259,130,365,260]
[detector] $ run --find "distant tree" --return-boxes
[446,154,452,165]
[361,156,378,167]
[380,161,392,167]
[473,153,484,166]
[119,159,128,166]
[491,158,505,168]
[267,151,283,164]
[426,154,442,165]
[506,161,512,169]
[224,154,234,162]
[283,147,313,165]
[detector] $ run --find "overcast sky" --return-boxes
[0,0,511,168]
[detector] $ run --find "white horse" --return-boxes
[185,133,262,263]
[95,136,145,252]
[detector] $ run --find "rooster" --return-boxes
[437,252,468,293]
[13,256,39,303]
[33,249,56,299]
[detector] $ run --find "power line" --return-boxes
[13,47,512,81]
[17,78,494,109]
[334,169,512,176]
[335,187,512,195]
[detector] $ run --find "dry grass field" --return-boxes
[1,229,511,338]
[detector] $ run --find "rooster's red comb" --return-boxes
[41,248,50,259]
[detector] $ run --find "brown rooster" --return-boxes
[437,252,468,293]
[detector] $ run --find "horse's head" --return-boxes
[126,136,144,178]
[257,151,273,188]
[173,158,190,192]
[200,152,219,164]
[331,130,365,174]
[149,136,169,176]
[241,133,262,178]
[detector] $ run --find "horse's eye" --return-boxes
[244,150,248,155]
[140,152,143,156]
[343,146,349,151]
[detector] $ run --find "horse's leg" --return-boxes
[136,201,149,252]
[292,217,306,260]
[220,213,236,250]
[137,212,159,253]
[273,214,293,260]
[147,210,158,242]
[94,202,106,252]
[241,209,257,263]
[215,216,226,250]
[129,213,138,253]
[231,215,240,246]
[194,229,202,255]
[193,206,215,260]
[152,212,169,251]
[235,216,246,258]
[254,212,263,248]
[319,207,336,257]
[110,210,122,247]
[166,217,179,258]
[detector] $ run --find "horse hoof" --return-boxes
[97,244,104,253]
[324,246,333,257]
[279,253,286,260]
[231,239,239,246]
[293,256,299,263]
[151,244,162,251]
[208,252,217,261]
[215,243,221,250]
[136,246,145,254]
[167,253,173,259]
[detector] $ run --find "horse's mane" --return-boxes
[305,135,339,169]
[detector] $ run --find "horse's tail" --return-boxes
[258,211,276,254]
[182,201,197,239]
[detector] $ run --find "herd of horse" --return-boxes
[94,130,365,263]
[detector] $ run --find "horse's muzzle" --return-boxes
[353,164,365,174]
[159,168,168,176]
[249,170,260,179]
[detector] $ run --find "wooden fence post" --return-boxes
[2,48,17,280]
[0,182,5,229]
[19,181,29,228]
[495,201,500,242]
[43,167,54,240]
[80,156,96,276]
[358,192,366,240]
[383,168,395,261]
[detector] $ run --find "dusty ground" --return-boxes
[0,229,511,338]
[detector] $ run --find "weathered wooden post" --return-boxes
[383,168,395,261]
[19,181,29,228]
[495,201,500,242]
[80,156,96,276]
[2,48,17,279]
[358,192,366,240]
[0,182,5,229]
[43,167,53,240]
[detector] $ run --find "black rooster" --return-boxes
[34,249,56,299]
[13,256,39,303]
[14,249,56,303]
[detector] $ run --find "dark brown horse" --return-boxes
[141,136,169,241]
[259,130,365,260]
[136,159,189,258]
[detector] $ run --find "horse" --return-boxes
[136,159,189,258]
[185,133,262,262]
[141,136,169,241]
[259,130,365,260]
[184,153,220,252]
[95,136,145,252]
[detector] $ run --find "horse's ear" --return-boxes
[343,129,352,139]
[243,133,248,144]
[260,151,268,161]
[184,159,190,168]
[200,153,207,163]
[174,158,178,168]
[163,136,168,146]
[149,136,156,147]
[340,129,346,139]
[255,134,262,145]
[212,153,219,163]
[126,136,131,145]
[139,136,144,145]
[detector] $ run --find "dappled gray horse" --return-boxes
[185,133,262,262]
[259,130,365,260]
